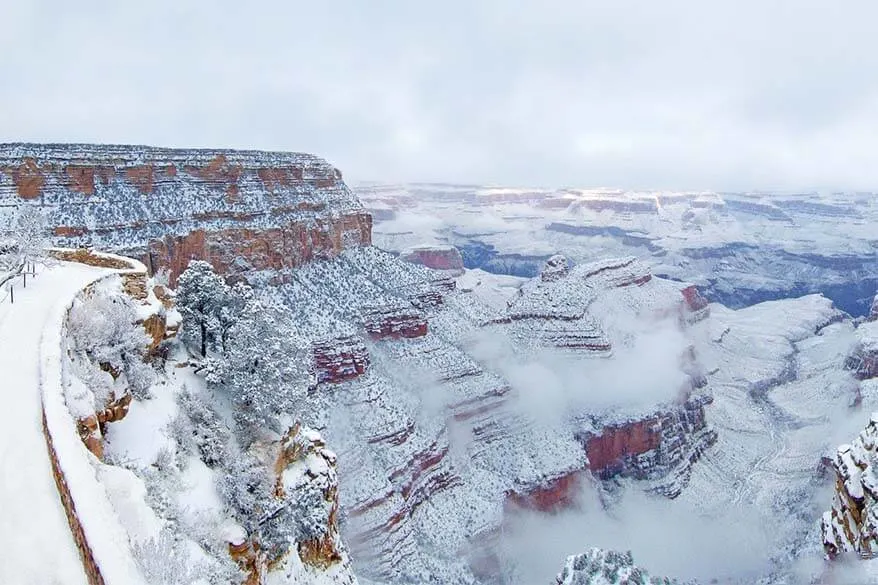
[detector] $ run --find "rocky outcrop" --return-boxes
[821,414,878,559]
[869,292,878,321]
[312,337,370,384]
[362,307,428,340]
[0,143,371,284]
[140,313,167,352]
[579,394,717,497]
[846,321,878,380]
[681,285,710,323]
[228,424,358,584]
[400,245,464,276]
[556,548,688,585]
[505,471,584,512]
[541,254,570,282]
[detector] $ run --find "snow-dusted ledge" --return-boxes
[40,250,148,585]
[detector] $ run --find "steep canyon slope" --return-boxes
[4,143,872,584]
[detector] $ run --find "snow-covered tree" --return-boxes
[176,261,245,357]
[68,290,155,402]
[0,204,52,287]
[205,294,311,431]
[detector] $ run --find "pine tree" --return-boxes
[205,295,310,431]
[175,260,243,357]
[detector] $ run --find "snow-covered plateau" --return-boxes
[1,145,877,585]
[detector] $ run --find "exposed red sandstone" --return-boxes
[0,143,372,284]
[124,165,154,194]
[585,420,662,474]
[682,285,709,312]
[505,472,583,512]
[63,165,96,195]
[579,395,716,495]
[8,157,45,198]
[312,336,370,383]
[362,308,428,340]
[400,245,464,275]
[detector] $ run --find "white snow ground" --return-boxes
[0,262,112,585]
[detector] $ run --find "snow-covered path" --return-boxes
[0,262,111,585]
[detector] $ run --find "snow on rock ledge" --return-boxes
[846,320,878,381]
[0,143,372,284]
[400,244,464,276]
[822,413,878,559]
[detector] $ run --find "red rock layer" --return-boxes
[505,471,583,512]
[579,394,717,494]
[400,246,464,274]
[681,285,709,312]
[363,309,428,340]
[143,214,372,284]
[0,144,372,285]
[312,337,370,384]
[584,420,662,473]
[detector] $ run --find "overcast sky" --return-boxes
[2,1,877,190]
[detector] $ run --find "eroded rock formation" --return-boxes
[578,395,717,497]
[821,413,878,559]
[846,321,878,381]
[0,143,371,283]
[400,245,464,276]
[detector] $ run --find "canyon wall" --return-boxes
[822,413,878,559]
[0,143,372,283]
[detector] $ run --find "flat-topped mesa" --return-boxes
[0,143,372,283]
[400,244,464,276]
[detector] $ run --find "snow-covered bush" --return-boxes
[68,289,155,403]
[132,529,206,585]
[172,387,232,468]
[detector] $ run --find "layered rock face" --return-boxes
[821,414,878,559]
[267,249,716,582]
[501,256,706,355]
[579,395,717,497]
[400,245,464,276]
[0,143,371,283]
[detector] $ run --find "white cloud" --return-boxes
[2,1,877,190]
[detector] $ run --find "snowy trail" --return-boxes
[0,262,111,585]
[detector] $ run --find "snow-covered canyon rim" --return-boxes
[2,143,877,585]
